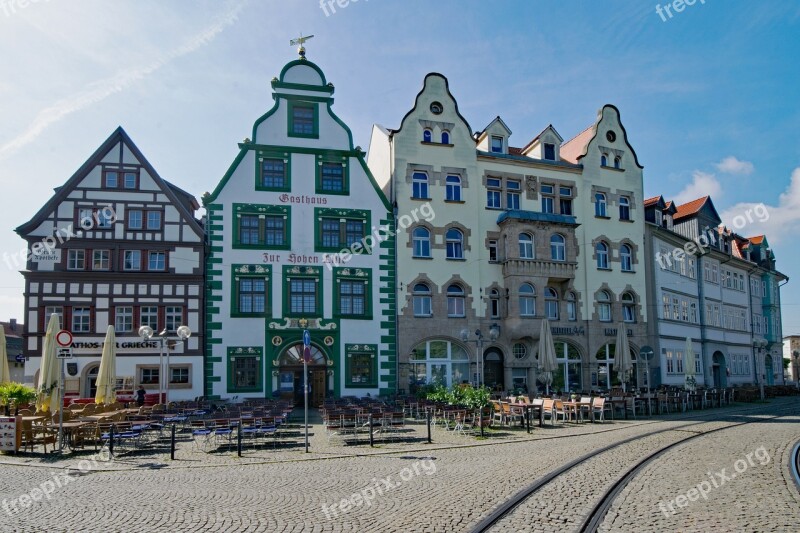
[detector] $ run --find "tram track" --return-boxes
[791,439,800,493]
[469,405,798,533]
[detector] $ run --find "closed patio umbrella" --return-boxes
[35,314,61,413]
[537,319,558,395]
[684,337,696,391]
[95,325,117,405]
[614,323,633,393]
[0,327,10,384]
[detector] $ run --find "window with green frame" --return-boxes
[315,155,349,194]
[233,204,291,250]
[227,347,263,393]
[283,266,322,317]
[256,151,290,191]
[231,265,271,317]
[314,208,369,252]
[288,101,318,138]
[345,344,378,388]
[334,268,372,319]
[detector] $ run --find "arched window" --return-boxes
[412,227,431,258]
[620,244,633,271]
[441,131,450,144]
[614,156,621,169]
[619,196,631,220]
[412,283,432,317]
[519,233,534,259]
[595,193,607,217]
[408,340,469,389]
[596,241,609,269]
[597,290,612,322]
[489,288,500,318]
[550,234,566,261]
[447,284,465,317]
[423,129,432,143]
[446,228,464,259]
[545,287,559,320]
[552,341,582,392]
[519,283,536,317]
[445,175,461,202]
[601,154,608,167]
[567,292,577,321]
[622,292,636,323]
[412,172,429,199]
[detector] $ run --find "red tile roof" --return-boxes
[747,235,765,245]
[674,196,709,221]
[1,321,23,338]
[559,125,594,164]
[644,196,661,207]
[508,147,524,155]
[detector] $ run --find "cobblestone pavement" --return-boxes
[0,399,796,532]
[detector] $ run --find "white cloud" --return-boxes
[673,170,723,206]
[719,167,800,244]
[0,1,246,161]
[715,156,754,175]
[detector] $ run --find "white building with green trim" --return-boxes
[202,53,395,404]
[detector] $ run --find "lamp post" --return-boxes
[460,323,500,387]
[752,339,767,401]
[793,350,799,389]
[139,325,192,405]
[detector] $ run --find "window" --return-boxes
[413,283,432,316]
[236,211,288,248]
[519,233,534,259]
[447,285,465,317]
[490,289,500,318]
[519,283,536,316]
[559,188,573,215]
[513,343,528,359]
[596,242,609,269]
[148,251,166,271]
[665,350,674,374]
[141,368,159,385]
[319,217,365,250]
[123,172,136,189]
[165,306,183,332]
[441,131,450,144]
[140,306,158,330]
[543,143,556,161]
[412,172,429,199]
[44,306,63,329]
[115,306,133,333]
[240,215,260,245]
[72,307,91,333]
[446,229,463,259]
[412,227,431,258]
[92,250,110,270]
[486,178,502,208]
[614,156,621,169]
[261,158,287,189]
[488,240,498,262]
[346,348,378,388]
[104,171,118,188]
[622,293,635,323]
[228,349,262,392]
[619,196,630,221]
[545,287,559,320]
[507,180,521,209]
[170,367,189,385]
[550,234,566,261]
[423,129,432,143]
[541,184,554,214]
[595,193,607,217]
[688,258,696,279]
[445,175,461,201]
[78,208,94,229]
[67,249,85,270]
[96,209,113,229]
[290,103,316,136]
[123,250,141,271]
[676,351,684,373]
[620,244,633,271]
[128,209,143,230]
[601,154,608,167]
[289,278,317,315]
[237,278,267,314]
[491,136,503,153]
[598,291,611,322]
[146,211,162,231]
[567,292,577,321]
[320,162,345,192]
[339,280,367,316]
[662,294,671,319]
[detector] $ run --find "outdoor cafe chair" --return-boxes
[590,397,607,423]
[541,399,555,425]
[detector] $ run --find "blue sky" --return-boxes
[1,0,799,334]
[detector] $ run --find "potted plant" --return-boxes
[0,383,38,416]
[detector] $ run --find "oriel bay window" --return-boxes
[232,264,271,317]
[345,345,378,388]
[227,347,263,393]
[334,268,372,319]
[316,155,349,194]
[315,208,369,252]
[233,204,290,249]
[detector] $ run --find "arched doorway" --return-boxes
[278,343,328,407]
[553,341,582,393]
[85,364,100,398]
[595,343,637,391]
[712,352,727,388]
[764,355,774,386]
[483,348,504,391]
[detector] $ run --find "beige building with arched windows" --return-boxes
[368,73,648,395]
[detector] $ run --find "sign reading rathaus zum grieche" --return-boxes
[71,341,160,349]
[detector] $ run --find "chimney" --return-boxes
[9,318,16,331]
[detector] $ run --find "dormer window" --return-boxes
[491,136,503,153]
[601,154,608,167]
[423,129,432,143]
[441,131,450,144]
[543,143,556,161]
[614,156,622,169]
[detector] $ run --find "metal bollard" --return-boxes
[369,414,374,448]
[170,424,176,460]
[426,410,432,444]
[526,407,531,434]
[479,409,484,438]
[108,425,114,457]
[237,425,243,457]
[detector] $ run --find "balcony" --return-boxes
[501,258,577,282]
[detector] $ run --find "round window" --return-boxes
[513,343,528,359]
[430,101,443,115]
[606,130,617,142]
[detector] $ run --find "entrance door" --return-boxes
[86,366,99,398]
[483,349,504,390]
[712,352,726,388]
[765,355,774,385]
[312,370,326,407]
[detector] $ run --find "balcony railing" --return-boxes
[501,258,577,281]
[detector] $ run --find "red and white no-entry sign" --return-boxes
[55,329,73,347]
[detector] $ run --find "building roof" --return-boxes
[1,321,23,339]
[748,235,765,245]
[644,196,662,207]
[559,124,594,164]
[674,196,710,220]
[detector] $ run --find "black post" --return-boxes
[526,406,531,434]
[479,409,484,438]
[170,424,176,460]
[108,425,114,457]
[237,425,243,457]
[369,414,374,448]
[426,410,432,444]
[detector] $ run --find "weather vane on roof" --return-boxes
[290,34,314,59]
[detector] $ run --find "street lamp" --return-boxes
[139,325,192,405]
[752,339,767,401]
[792,350,800,389]
[460,323,500,387]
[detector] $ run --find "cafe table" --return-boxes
[562,400,592,422]
[509,402,543,432]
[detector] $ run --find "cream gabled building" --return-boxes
[369,73,648,395]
